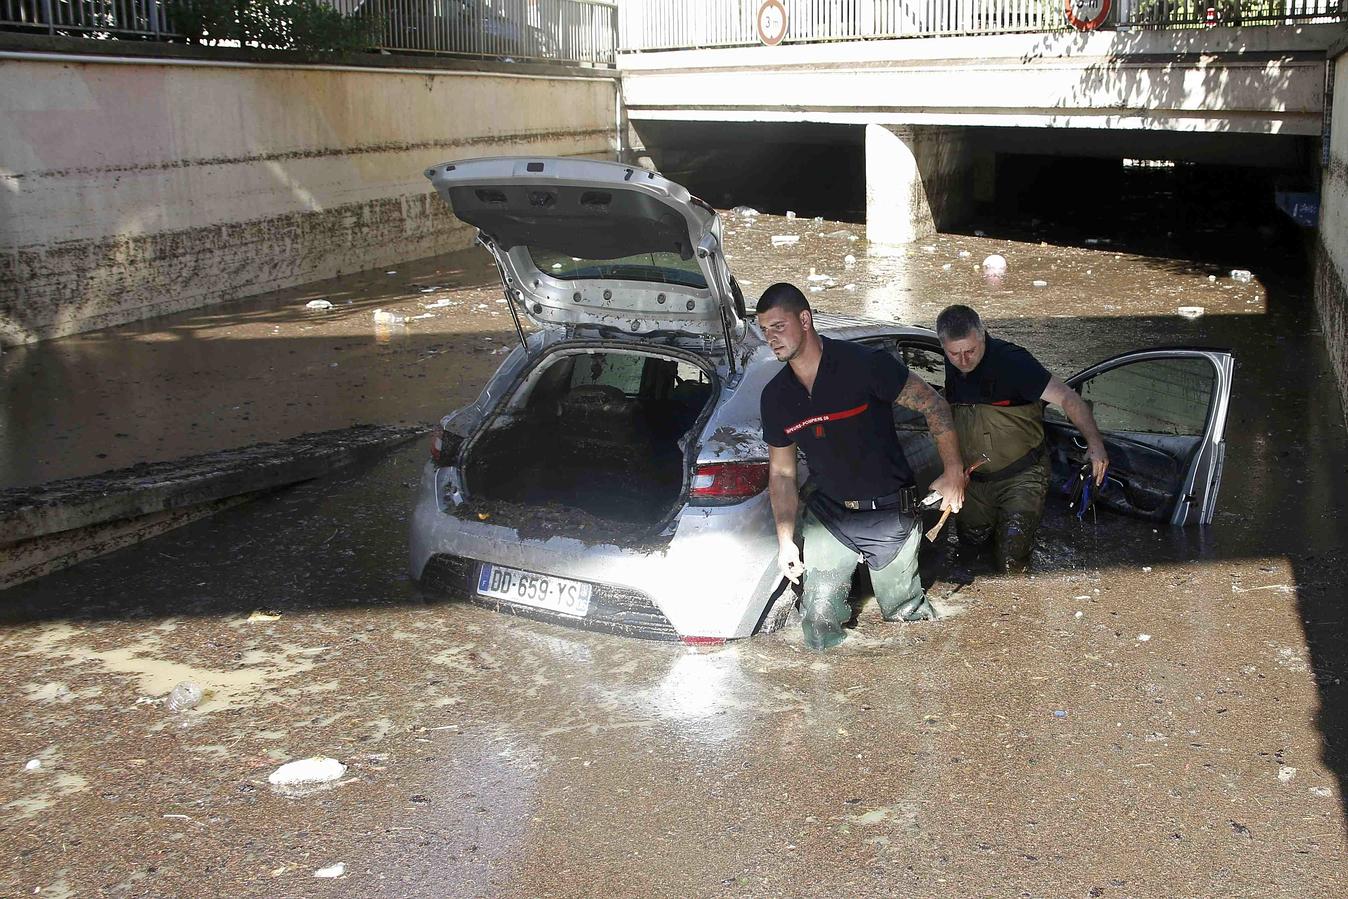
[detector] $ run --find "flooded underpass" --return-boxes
[3,163,1347,896]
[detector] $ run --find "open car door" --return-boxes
[1044,348,1234,526]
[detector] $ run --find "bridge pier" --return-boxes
[864,125,977,245]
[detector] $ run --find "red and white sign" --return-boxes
[1065,0,1111,30]
[756,0,788,46]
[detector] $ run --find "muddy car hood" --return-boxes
[425,157,744,339]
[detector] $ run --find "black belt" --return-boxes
[970,442,1046,483]
[840,486,918,513]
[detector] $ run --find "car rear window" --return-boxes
[528,249,707,289]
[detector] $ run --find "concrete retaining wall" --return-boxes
[0,44,618,345]
[1316,40,1348,422]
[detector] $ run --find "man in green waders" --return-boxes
[760,284,968,650]
[936,304,1110,573]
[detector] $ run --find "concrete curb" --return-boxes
[0,424,426,589]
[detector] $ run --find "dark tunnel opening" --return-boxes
[632,122,1320,281]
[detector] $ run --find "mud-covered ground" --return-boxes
[2,185,1347,896]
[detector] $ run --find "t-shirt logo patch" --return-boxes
[784,402,870,438]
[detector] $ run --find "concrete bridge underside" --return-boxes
[619,25,1340,243]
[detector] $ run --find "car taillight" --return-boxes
[689,461,769,502]
[429,422,462,467]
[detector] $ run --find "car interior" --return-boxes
[464,350,714,527]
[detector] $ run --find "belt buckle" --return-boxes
[844,500,860,510]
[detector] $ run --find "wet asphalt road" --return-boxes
[2,202,1347,897]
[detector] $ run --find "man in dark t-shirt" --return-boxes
[937,304,1110,572]
[758,283,967,650]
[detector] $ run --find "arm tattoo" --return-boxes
[897,374,954,438]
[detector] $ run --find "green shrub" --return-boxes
[167,0,382,52]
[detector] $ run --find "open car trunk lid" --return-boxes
[425,157,745,343]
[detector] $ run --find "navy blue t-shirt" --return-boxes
[761,336,915,501]
[944,335,1051,406]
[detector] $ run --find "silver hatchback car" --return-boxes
[409,157,1234,643]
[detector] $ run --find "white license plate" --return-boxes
[476,563,592,617]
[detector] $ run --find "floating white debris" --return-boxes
[425,299,453,309]
[808,286,824,292]
[304,299,333,311]
[1311,786,1333,797]
[1177,306,1205,319]
[981,254,1008,274]
[1142,566,1152,572]
[1208,274,1217,282]
[806,267,831,282]
[941,263,952,271]
[844,254,856,266]
[373,309,406,325]
[1277,766,1297,783]
[24,759,40,771]
[813,216,824,223]
[786,210,797,219]
[957,250,972,259]
[166,682,203,712]
[1032,280,1048,288]
[1137,634,1152,642]
[1231,269,1253,283]
[732,206,760,217]
[921,246,937,253]
[771,235,800,247]
[246,610,282,622]
[974,230,986,237]
[313,863,346,879]
[843,283,856,291]
[269,757,347,786]
[1074,611,1084,619]
[385,270,397,275]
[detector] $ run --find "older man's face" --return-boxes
[941,331,986,374]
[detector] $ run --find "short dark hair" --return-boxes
[755,282,811,316]
[936,304,985,342]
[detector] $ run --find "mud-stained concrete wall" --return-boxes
[1316,43,1348,422]
[0,50,618,345]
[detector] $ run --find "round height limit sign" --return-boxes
[756,0,787,46]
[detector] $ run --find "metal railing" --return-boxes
[0,0,618,65]
[617,0,1345,51]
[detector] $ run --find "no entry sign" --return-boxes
[1065,0,1111,30]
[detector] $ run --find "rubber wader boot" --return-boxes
[871,524,935,621]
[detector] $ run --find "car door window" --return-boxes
[1047,357,1213,436]
[1043,353,1227,523]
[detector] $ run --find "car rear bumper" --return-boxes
[408,464,782,639]
[419,553,681,640]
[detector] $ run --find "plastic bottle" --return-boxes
[167,681,203,712]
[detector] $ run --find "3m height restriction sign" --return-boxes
[1065,0,1111,30]
[756,0,788,46]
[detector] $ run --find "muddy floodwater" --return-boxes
[2,201,1347,897]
